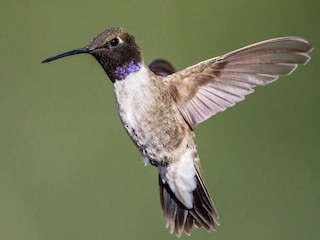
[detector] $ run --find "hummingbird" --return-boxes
[42,27,313,237]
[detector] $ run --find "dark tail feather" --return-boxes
[158,170,219,237]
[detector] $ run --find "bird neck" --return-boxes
[110,61,142,81]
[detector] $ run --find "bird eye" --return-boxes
[110,38,120,47]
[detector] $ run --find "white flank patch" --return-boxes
[166,148,197,209]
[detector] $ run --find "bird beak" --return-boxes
[42,47,88,63]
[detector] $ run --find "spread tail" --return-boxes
[158,169,219,237]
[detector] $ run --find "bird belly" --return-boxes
[118,101,182,163]
[113,66,190,164]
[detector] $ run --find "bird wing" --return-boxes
[165,37,313,127]
[148,59,176,76]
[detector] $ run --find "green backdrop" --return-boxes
[1,0,319,240]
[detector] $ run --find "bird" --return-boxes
[42,27,313,237]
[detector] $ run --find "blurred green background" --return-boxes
[1,0,319,240]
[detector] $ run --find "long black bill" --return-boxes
[42,48,88,63]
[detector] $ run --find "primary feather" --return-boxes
[165,37,313,127]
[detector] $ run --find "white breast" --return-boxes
[113,65,153,130]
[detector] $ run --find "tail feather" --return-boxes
[184,213,194,235]
[158,169,219,237]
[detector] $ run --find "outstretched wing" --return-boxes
[165,37,313,127]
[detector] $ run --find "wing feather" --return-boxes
[165,37,313,126]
